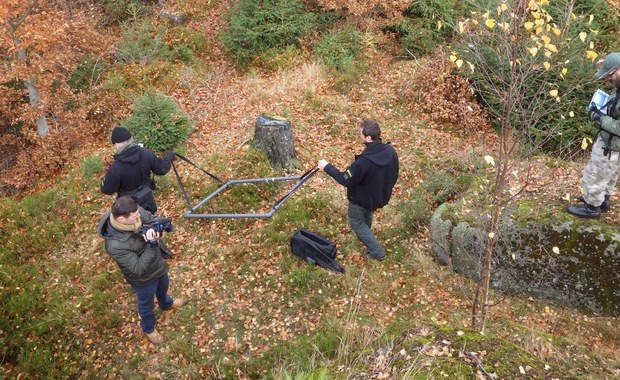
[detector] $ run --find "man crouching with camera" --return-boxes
[97,196,187,344]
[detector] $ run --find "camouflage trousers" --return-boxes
[582,136,620,206]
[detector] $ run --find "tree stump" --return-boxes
[253,115,300,169]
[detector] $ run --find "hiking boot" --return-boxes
[146,330,164,344]
[362,250,386,261]
[578,195,610,212]
[567,203,601,219]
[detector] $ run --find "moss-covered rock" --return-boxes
[430,201,620,316]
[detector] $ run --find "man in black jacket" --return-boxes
[318,119,399,261]
[97,196,187,344]
[101,126,175,213]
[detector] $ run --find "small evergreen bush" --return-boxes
[117,20,170,63]
[122,93,192,152]
[68,55,107,91]
[398,0,463,57]
[314,24,364,90]
[98,0,156,25]
[220,0,318,68]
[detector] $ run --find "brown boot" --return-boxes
[146,329,164,344]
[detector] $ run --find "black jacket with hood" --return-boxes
[101,144,174,212]
[324,141,399,211]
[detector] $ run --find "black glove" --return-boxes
[589,109,603,127]
[165,151,176,162]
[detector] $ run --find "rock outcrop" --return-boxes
[430,201,620,316]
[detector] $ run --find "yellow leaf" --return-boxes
[589,41,595,49]
[458,21,465,33]
[589,14,594,25]
[485,19,496,29]
[450,54,457,63]
[437,20,443,30]
[579,32,587,42]
[552,28,561,36]
[528,47,538,57]
[545,51,552,58]
[524,21,534,30]
[543,62,551,70]
[546,43,558,53]
[532,11,540,19]
[581,137,590,150]
[549,89,558,97]
[455,59,464,68]
[535,18,545,26]
[561,67,568,75]
[585,50,598,61]
[468,62,475,72]
[541,35,551,44]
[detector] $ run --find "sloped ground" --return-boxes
[2,2,620,378]
[70,39,620,380]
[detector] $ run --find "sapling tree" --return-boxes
[450,0,601,332]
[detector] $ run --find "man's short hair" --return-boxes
[361,119,381,141]
[112,196,139,218]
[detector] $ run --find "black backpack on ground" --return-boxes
[290,229,345,273]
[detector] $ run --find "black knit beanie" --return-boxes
[111,127,132,143]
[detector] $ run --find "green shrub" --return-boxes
[68,55,107,91]
[384,0,467,57]
[423,170,472,206]
[220,0,318,68]
[98,0,156,25]
[122,93,192,152]
[398,187,432,231]
[167,26,210,63]
[314,24,364,90]
[117,20,171,63]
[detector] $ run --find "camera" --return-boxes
[138,217,173,236]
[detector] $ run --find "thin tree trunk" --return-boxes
[9,1,49,137]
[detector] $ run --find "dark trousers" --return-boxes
[348,202,386,259]
[132,273,173,333]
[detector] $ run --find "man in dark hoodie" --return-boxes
[101,126,175,213]
[318,119,399,261]
[97,196,186,344]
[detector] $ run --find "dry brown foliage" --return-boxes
[309,0,409,28]
[402,50,492,133]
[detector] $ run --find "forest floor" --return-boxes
[2,1,620,379]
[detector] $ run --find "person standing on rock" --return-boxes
[318,118,399,261]
[568,52,620,219]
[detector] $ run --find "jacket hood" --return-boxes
[113,145,141,164]
[97,210,131,242]
[358,141,395,167]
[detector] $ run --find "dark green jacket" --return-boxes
[599,88,620,151]
[97,207,168,287]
